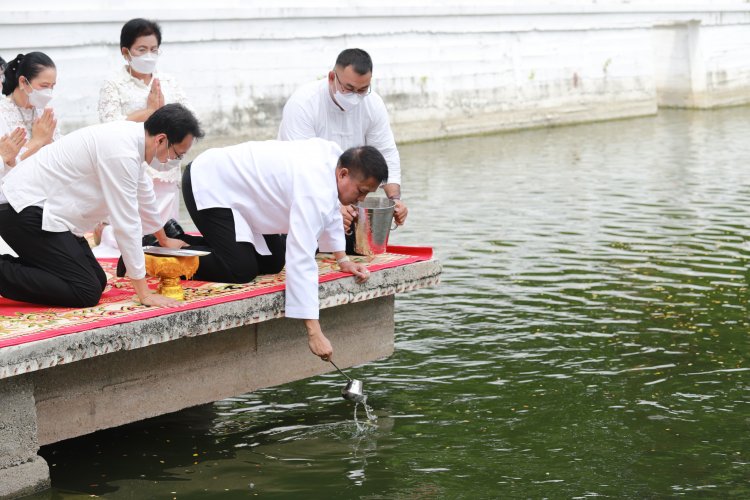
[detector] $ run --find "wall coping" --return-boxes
[2,6,748,55]
[2,4,750,25]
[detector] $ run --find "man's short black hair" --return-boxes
[335,48,373,76]
[338,146,388,184]
[144,103,204,143]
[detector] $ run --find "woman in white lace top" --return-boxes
[0,56,25,173]
[0,52,60,175]
[0,52,60,257]
[96,19,194,256]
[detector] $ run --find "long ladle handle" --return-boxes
[329,360,352,382]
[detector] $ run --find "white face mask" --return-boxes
[150,138,181,171]
[24,81,53,109]
[150,155,180,171]
[128,51,158,74]
[334,90,365,111]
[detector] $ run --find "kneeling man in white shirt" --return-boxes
[0,103,203,308]
[182,139,387,361]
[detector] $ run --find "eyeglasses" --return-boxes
[129,47,161,57]
[168,142,185,161]
[334,71,372,96]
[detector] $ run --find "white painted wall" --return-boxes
[1,1,749,141]
[652,24,696,107]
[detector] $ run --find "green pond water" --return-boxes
[30,108,749,499]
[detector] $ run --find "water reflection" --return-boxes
[34,108,750,498]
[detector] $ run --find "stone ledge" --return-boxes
[0,259,441,380]
[32,296,398,446]
[0,456,49,499]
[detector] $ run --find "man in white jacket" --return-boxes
[278,48,408,247]
[182,139,387,361]
[0,103,203,308]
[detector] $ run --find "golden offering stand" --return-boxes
[144,254,200,301]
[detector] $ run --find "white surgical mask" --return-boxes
[23,81,53,109]
[150,155,181,172]
[150,138,182,171]
[128,51,158,74]
[334,90,365,111]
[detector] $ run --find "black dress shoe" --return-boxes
[142,234,158,247]
[163,219,185,239]
[116,256,126,277]
[142,219,184,246]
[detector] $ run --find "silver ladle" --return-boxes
[329,360,365,402]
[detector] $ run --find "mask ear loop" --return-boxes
[125,49,135,78]
[20,76,31,94]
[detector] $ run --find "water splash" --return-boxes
[353,395,377,432]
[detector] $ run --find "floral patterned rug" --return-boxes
[0,246,432,349]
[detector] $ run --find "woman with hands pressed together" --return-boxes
[0,53,58,256]
[97,18,194,250]
[0,56,27,171]
[0,52,60,172]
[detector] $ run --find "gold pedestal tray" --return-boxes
[144,254,200,301]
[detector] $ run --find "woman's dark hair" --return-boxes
[1,52,56,96]
[338,146,388,184]
[145,103,204,144]
[335,48,373,76]
[120,18,162,49]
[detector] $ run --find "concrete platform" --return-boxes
[0,259,441,499]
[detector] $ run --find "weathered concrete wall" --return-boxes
[1,2,748,143]
[33,296,394,446]
[652,19,750,108]
[0,377,49,499]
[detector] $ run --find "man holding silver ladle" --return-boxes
[177,140,388,361]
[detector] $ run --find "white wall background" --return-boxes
[1,1,749,141]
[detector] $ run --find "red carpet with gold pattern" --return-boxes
[0,246,432,349]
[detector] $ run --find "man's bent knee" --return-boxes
[73,284,104,308]
[267,260,285,275]
[231,269,258,284]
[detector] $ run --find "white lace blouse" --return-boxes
[97,66,193,184]
[98,66,192,122]
[0,94,63,170]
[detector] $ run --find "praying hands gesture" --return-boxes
[0,127,26,167]
[125,78,165,122]
[147,78,165,112]
[21,108,57,161]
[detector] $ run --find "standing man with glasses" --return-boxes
[278,48,408,247]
